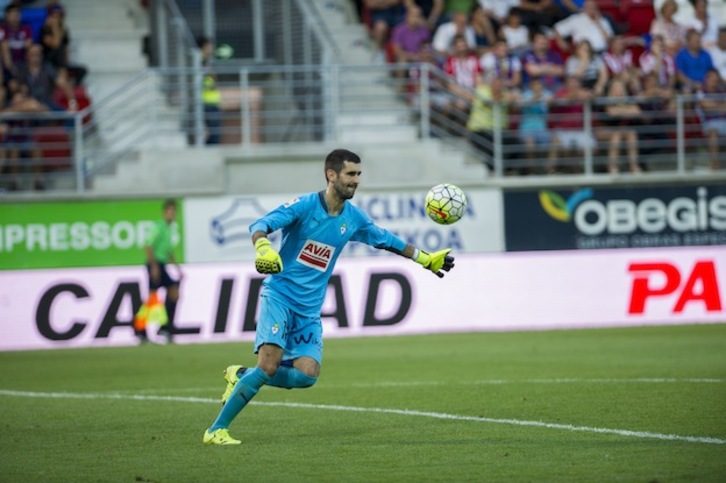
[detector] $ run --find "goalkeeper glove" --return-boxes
[255,238,283,274]
[415,248,454,278]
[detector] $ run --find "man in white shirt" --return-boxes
[708,27,726,81]
[432,11,476,55]
[554,0,613,53]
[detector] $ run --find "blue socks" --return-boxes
[209,365,318,430]
[210,367,270,430]
[267,366,318,389]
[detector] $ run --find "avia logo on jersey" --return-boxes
[297,239,336,272]
[627,260,723,315]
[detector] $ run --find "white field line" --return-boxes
[1,389,724,446]
[122,377,726,394]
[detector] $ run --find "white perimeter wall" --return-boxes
[1,246,723,351]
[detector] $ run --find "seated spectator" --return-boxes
[696,69,726,170]
[675,29,714,93]
[513,0,568,32]
[40,3,87,86]
[521,30,565,91]
[549,76,595,172]
[442,34,481,119]
[638,71,676,154]
[603,34,640,93]
[682,0,718,50]
[639,34,677,90]
[17,43,76,111]
[477,0,519,32]
[601,79,642,174]
[470,4,496,54]
[2,87,49,190]
[708,27,726,81]
[649,0,686,57]
[432,11,476,57]
[565,40,608,95]
[365,0,404,63]
[554,0,613,54]
[390,5,431,67]
[479,39,522,91]
[465,75,520,171]
[403,0,444,30]
[517,77,559,173]
[498,10,529,56]
[0,3,33,78]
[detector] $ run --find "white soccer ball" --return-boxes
[424,183,468,225]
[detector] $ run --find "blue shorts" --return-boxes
[255,292,323,365]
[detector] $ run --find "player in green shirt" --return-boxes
[139,199,183,343]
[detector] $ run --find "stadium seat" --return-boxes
[32,126,72,172]
[596,0,624,24]
[620,0,655,36]
[20,7,46,43]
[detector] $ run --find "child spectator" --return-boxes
[0,3,33,78]
[649,0,686,57]
[696,69,726,170]
[521,30,565,91]
[639,35,676,90]
[549,76,595,172]
[602,79,642,174]
[465,75,520,171]
[518,77,559,173]
[499,10,529,56]
[479,39,522,91]
[565,39,608,95]
[675,29,714,93]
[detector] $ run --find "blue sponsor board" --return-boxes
[504,184,726,251]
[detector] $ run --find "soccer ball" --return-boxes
[425,183,468,225]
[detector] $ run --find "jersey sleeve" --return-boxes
[351,218,407,253]
[249,196,304,235]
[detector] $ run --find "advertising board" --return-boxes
[1,246,722,351]
[0,199,184,270]
[183,188,503,263]
[504,184,726,251]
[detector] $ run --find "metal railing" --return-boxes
[2,63,724,193]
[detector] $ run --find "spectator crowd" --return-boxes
[359,0,726,174]
[0,0,88,191]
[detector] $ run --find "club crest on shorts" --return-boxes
[340,223,347,235]
[271,323,280,335]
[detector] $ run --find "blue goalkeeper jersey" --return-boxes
[249,191,407,317]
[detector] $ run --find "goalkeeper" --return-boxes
[203,148,455,445]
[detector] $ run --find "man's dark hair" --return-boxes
[163,198,177,210]
[5,3,19,15]
[324,149,360,180]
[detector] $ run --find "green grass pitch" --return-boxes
[1,324,725,482]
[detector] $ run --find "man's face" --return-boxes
[718,31,726,50]
[407,7,422,26]
[687,31,702,50]
[163,206,177,224]
[329,161,360,200]
[583,0,598,17]
[534,34,548,53]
